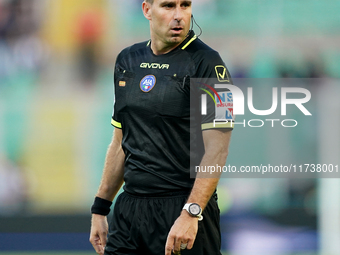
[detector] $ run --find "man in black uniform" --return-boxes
[89,1,233,255]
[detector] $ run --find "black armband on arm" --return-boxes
[91,197,113,216]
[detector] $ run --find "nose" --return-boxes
[174,5,183,22]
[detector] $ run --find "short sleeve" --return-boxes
[111,53,125,129]
[193,50,234,130]
[111,95,122,128]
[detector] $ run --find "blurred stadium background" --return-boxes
[0,0,340,254]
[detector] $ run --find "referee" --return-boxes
[89,1,233,255]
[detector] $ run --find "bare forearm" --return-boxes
[96,129,125,201]
[186,150,226,210]
[186,129,232,211]
[186,179,219,211]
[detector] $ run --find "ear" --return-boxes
[142,2,152,21]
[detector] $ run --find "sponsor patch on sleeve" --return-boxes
[215,91,234,122]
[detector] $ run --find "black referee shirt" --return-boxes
[112,31,233,195]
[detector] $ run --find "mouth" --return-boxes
[171,27,183,33]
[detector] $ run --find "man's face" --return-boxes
[144,0,192,47]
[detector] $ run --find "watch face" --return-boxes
[189,203,201,216]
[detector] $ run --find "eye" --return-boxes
[163,3,175,9]
[181,1,191,8]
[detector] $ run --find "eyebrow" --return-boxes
[159,0,192,5]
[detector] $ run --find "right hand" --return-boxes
[89,214,109,255]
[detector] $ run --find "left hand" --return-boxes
[165,210,199,255]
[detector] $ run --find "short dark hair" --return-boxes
[145,0,154,4]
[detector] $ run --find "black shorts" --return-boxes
[104,191,222,255]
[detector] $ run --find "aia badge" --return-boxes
[140,75,156,92]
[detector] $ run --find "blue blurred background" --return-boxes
[0,0,340,254]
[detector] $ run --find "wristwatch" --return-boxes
[183,203,203,221]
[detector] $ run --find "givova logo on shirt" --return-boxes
[140,75,156,92]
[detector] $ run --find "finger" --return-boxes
[173,236,182,253]
[187,238,194,250]
[91,236,104,255]
[89,234,98,249]
[96,242,104,255]
[186,222,198,250]
[99,231,108,248]
[98,233,107,255]
[99,245,105,255]
[96,245,104,255]
[165,235,174,255]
